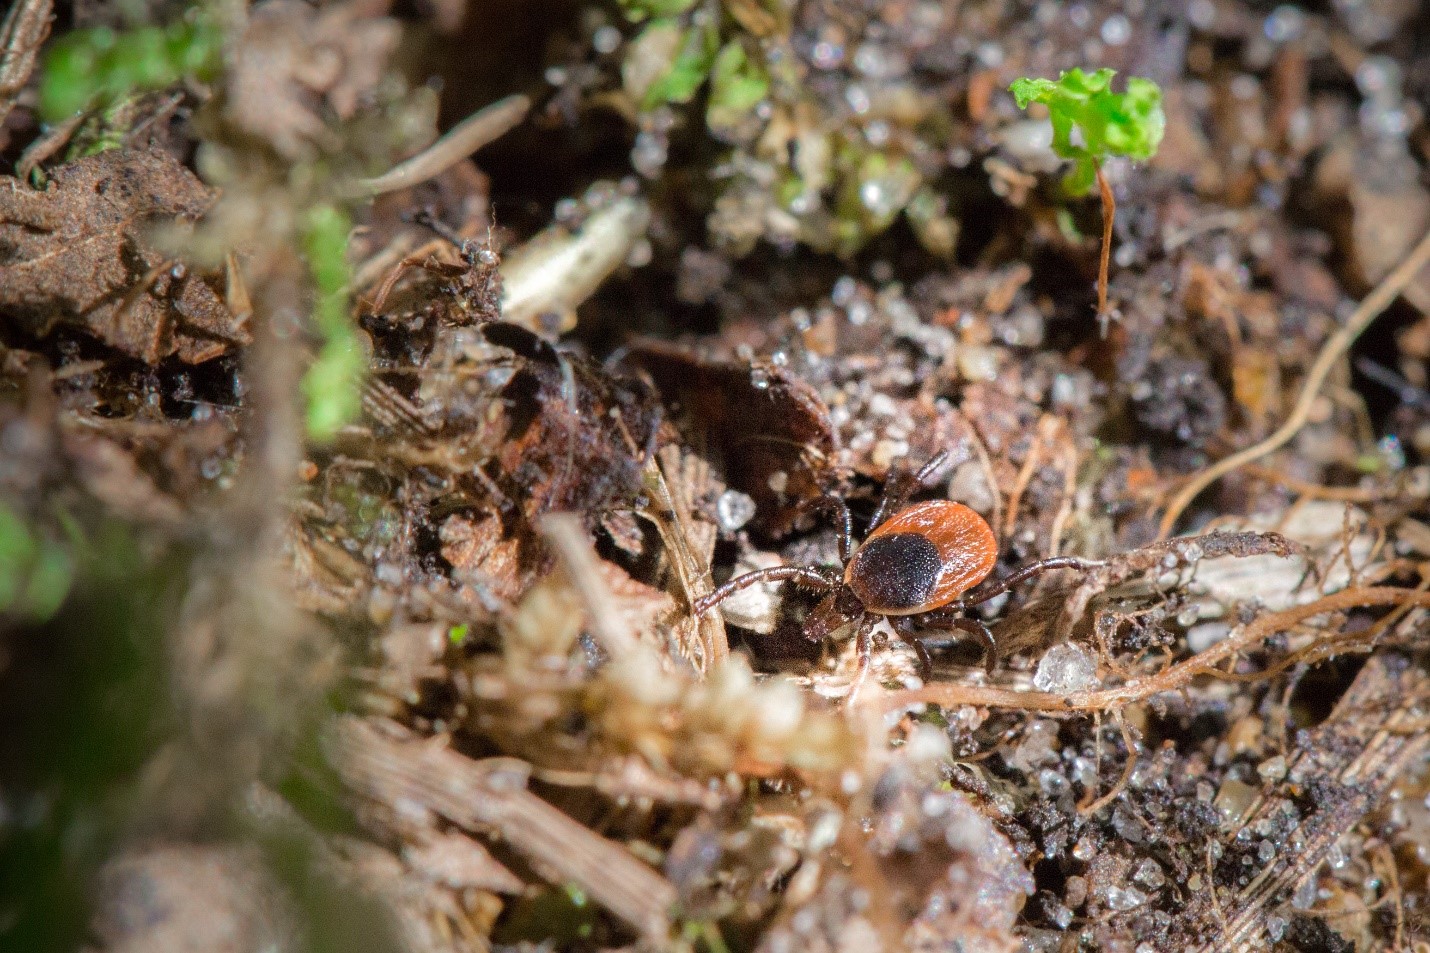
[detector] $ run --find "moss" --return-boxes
[39,12,223,123]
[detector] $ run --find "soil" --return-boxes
[2,1,1430,951]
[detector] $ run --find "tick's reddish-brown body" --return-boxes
[845,500,998,614]
[692,453,1099,697]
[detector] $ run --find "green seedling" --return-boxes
[301,204,363,441]
[1010,68,1164,323]
[40,11,223,122]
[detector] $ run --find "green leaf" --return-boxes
[1009,76,1059,110]
[0,504,75,621]
[640,19,719,109]
[302,337,365,441]
[1008,68,1164,195]
[301,205,363,441]
[39,13,223,122]
[706,41,769,132]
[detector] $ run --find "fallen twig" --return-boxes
[542,512,650,663]
[0,0,52,128]
[882,586,1430,714]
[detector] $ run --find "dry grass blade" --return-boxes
[642,447,728,671]
[326,717,678,941]
[1157,227,1430,539]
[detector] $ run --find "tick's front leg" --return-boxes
[902,607,998,674]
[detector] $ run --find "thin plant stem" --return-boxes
[1094,162,1114,323]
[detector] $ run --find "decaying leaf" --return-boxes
[633,341,838,536]
[0,149,246,363]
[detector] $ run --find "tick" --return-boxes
[692,452,1100,693]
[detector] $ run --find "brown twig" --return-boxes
[882,587,1430,714]
[541,512,652,664]
[962,413,1005,544]
[1157,227,1430,539]
[1244,464,1412,503]
[1078,711,1138,815]
[1046,430,1079,558]
[1003,416,1054,547]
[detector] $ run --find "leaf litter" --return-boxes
[2,1,1430,952]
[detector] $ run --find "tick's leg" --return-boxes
[845,614,878,705]
[891,618,934,681]
[903,606,997,673]
[869,449,971,529]
[962,556,1106,607]
[949,617,998,674]
[869,452,947,530]
[693,565,840,615]
[792,494,854,562]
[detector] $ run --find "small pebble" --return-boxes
[715,490,757,532]
[1033,642,1099,694]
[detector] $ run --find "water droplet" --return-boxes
[1039,769,1069,796]
[1264,5,1305,42]
[1100,14,1131,44]
[631,131,668,178]
[844,85,871,115]
[811,40,843,70]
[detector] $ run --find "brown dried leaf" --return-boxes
[633,341,837,536]
[440,511,525,603]
[0,149,246,363]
